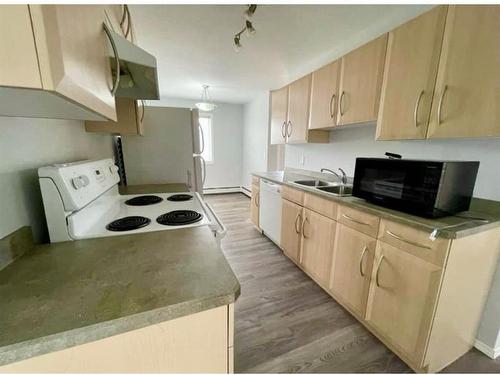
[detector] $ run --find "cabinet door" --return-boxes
[309,61,340,129]
[330,224,376,318]
[287,74,312,143]
[0,5,41,89]
[281,199,303,262]
[30,5,117,121]
[365,241,442,366]
[376,6,447,140]
[337,34,388,126]
[85,98,142,135]
[300,208,336,286]
[250,184,260,229]
[427,6,500,138]
[270,87,288,145]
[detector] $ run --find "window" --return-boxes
[199,113,214,163]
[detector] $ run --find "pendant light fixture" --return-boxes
[195,85,217,112]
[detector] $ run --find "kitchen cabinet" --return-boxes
[365,241,443,368]
[300,208,336,287]
[280,198,303,262]
[250,179,260,229]
[337,205,380,238]
[376,6,447,140]
[337,34,388,126]
[269,86,288,145]
[427,5,500,138]
[0,5,117,121]
[309,60,340,129]
[287,75,329,144]
[330,224,376,319]
[0,305,233,373]
[0,6,42,89]
[86,98,145,135]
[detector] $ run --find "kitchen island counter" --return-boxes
[0,226,239,367]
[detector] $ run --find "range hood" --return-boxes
[105,25,160,100]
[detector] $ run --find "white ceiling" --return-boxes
[130,4,433,104]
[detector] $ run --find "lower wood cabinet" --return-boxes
[0,305,234,373]
[365,241,443,368]
[330,224,376,319]
[250,182,260,229]
[280,198,303,262]
[300,208,336,287]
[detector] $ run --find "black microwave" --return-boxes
[352,158,480,218]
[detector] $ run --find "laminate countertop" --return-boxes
[0,184,239,366]
[253,170,500,240]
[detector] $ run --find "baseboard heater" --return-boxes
[203,186,242,195]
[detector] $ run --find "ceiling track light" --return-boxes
[233,4,257,52]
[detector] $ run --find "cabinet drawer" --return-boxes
[378,219,450,267]
[304,193,337,220]
[338,205,380,238]
[282,185,304,205]
[252,176,260,186]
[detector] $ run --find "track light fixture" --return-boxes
[233,5,257,52]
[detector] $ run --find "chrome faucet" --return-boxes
[321,168,348,184]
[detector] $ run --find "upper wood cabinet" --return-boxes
[376,6,447,140]
[330,224,376,319]
[427,5,500,138]
[309,60,340,129]
[281,198,303,263]
[337,34,388,126]
[365,241,443,368]
[0,6,42,89]
[0,5,117,121]
[300,208,336,287]
[86,98,145,135]
[270,86,288,145]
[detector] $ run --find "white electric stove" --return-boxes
[38,159,225,243]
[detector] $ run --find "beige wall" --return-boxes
[0,117,113,242]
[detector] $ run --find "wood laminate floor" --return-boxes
[205,193,500,373]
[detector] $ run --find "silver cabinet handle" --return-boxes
[120,5,127,29]
[342,213,369,226]
[329,93,336,118]
[103,23,120,96]
[359,246,368,277]
[281,121,286,138]
[294,213,302,234]
[375,254,385,287]
[339,91,345,117]
[437,85,448,126]
[120,4,132,39]
[301,216,309,238]
[386,230,431,250]
[287,120,292,137]
[413,90,424,128]
[140,100,146,123]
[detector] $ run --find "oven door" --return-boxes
[352,158,443,216]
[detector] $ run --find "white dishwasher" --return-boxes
[259,179,282,246]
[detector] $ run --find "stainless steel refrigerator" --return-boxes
[119,106,206,194]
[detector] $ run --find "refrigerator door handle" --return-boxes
[198,122,205,154]
[199,155,207,186]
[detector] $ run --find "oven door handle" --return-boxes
[204,201,227,239]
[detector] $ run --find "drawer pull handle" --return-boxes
[342,213,369,226]
[301,217,309,239]
[375,254,385,287]
[294,213,302,234]
[386,230,432,250]
[359,246,368,277]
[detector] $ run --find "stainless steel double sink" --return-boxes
[292,180,353,197]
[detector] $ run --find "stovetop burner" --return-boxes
[166,194,194,202]
[156,210,203,226]
[106,216,151,232]
[125,195,163,206]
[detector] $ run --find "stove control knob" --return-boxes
[71,175,90,190]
